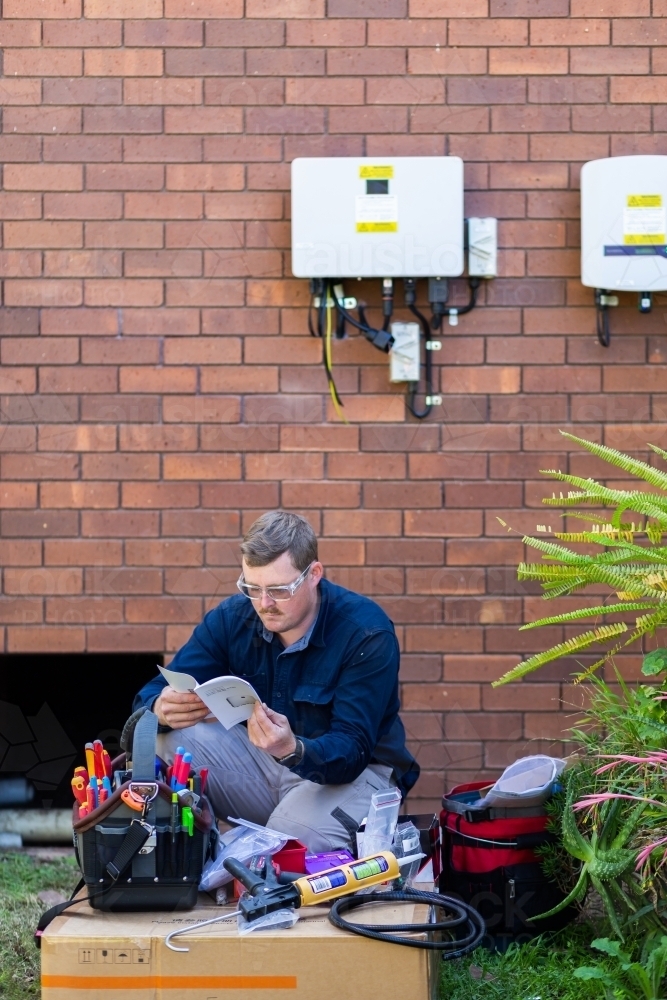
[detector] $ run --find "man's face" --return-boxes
[241,551,323,635]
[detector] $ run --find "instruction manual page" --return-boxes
[158,666,260,729]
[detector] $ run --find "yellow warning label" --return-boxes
[623,195,665,243]
[624,233,666,245]
[359,165,394,180]
[627,194,662,207]
[356,221,398,232]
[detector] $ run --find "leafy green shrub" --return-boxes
[489,433,667,998]
[493,432,667,687]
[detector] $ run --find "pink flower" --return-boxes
[573,792,665,811]
[636,836,667,871]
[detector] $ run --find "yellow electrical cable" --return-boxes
[326,301,348,424]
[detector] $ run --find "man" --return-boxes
[134,511,419,852]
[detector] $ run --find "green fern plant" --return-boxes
[494,432,667,687]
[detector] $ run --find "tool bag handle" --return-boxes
[34,877,127,948]
[35,879,86,947]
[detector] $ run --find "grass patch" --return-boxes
[439,925,608,1000]
[0,851,80,1000]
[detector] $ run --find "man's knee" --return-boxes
[266,807,337,854]
[267,790,361,854]
[267,766,395,853]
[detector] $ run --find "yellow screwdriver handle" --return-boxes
[295,851,400,906]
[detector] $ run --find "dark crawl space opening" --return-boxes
[0,654,162,808]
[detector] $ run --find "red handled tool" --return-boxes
[85,743,96,781]
[92,740,105,779]
[71,776,87,806]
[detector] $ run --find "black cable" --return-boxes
[407,300,433,420]
[353,281,394,334]
[308,299,318,338]
[430,309,444,331]
[428,278,449,331]
[307,283,344,411]
[450,277,480,319]
[336,306,346,339]
[329,888,486,956]
[330,291,394,352]
[596,301,610,347]
[357,302,370,329]
[382,277,394,331]
[307,277,396,420]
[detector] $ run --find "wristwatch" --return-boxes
[276,738,305,769]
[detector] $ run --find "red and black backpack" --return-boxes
[439,781,578,950]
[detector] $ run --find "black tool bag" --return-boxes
[439,781,577,950]
[36,712,216,945]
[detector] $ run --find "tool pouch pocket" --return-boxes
[86,821,134,873]
[71,713,216,914]
[73,780,215,912]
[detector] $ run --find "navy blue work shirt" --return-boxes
[134,578,419,797]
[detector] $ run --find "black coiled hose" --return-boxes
[329,888,486,957]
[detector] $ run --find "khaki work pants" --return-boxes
[157,722,395,853]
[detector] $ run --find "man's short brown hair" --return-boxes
[241,511,318,572]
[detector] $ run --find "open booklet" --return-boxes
[158,665,260,730]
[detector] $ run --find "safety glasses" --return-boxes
[236,562,314,602]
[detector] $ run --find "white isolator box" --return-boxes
[581,155,667,291]
[291,157,464,279]
[389,321,420,383]
[468,217,498,277]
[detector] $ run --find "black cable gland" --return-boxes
[428,277,449,304]
[403,277,417,306]
[639,291,652,314]
[430,301,446,329]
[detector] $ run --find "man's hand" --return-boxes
[247,702,297,759]
[154,687,214,729]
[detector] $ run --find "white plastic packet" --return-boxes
[199,821,287,892]
[358,787,401,857]
[392,821,424,885]
[236,907,300,935]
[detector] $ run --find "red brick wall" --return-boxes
[0,0,662,811]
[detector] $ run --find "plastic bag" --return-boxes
[473,755,566,811]
[358,787,401,857]
[392,821,424,886]
[199,823,288,892]
[237,907,300,936]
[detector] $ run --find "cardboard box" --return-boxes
[42,894,438,1000]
